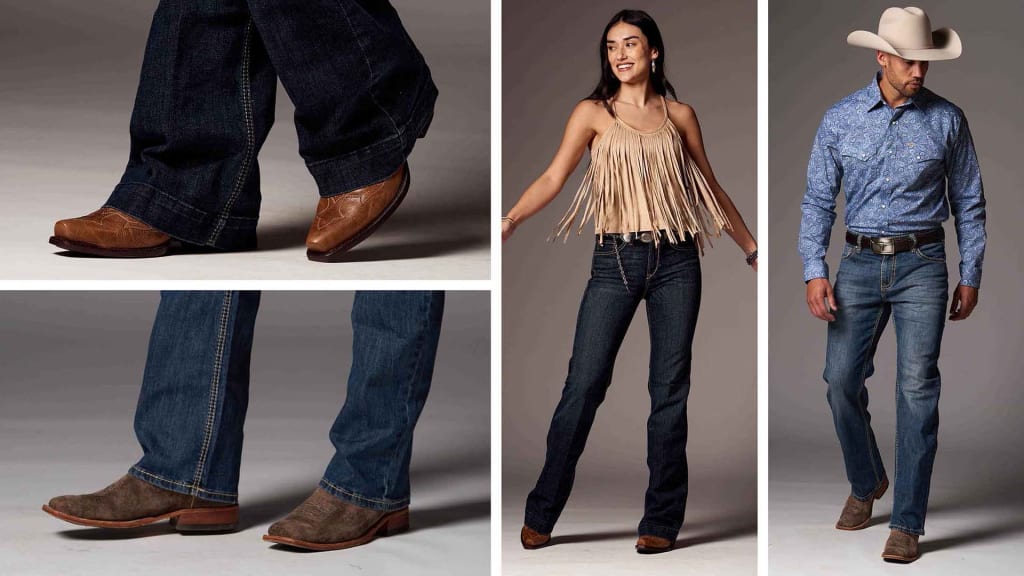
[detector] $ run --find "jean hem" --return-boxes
[523,512,554,536]
[637,521,680,541]
[307,78,436,197]
[318,477,409,512]
[128,465,238,504]
[105,182,258,251]
[889,523,924,536]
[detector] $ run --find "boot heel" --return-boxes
[381,509,409,536]
[170,505,239,532]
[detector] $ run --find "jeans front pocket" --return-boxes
[913,241,946,263]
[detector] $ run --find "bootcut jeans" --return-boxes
[824,239,948,535]
[524,233,702,542]
[105,0,437,250]
[128,290,445,512]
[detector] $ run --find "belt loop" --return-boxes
[909,233,917,250]
[856,233,863,254]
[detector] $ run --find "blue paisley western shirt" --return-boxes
[798,73,987,287]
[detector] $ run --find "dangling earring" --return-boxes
[652,60,657,73]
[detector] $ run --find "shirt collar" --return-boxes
[861,71,930,112]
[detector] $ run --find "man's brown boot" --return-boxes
[50,207,172,257]
[836,476,889,530]
[263,488,408,551]
[882,528,920,563]
[636,534,674,554]
[520,525,551,549]
[42,474,238,531]
[305,163,410,262]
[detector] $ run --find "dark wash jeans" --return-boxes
[825,240,948,535]
[128,291,445,511]
[525,234,702,541]
[105,0,437,250]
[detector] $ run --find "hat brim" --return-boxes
[847,28,961,61]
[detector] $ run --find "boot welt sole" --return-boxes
[882,552,919,563]
[41,504,239,531]
[49,236,172,258]
[262,507,409,551]
[636,543,674,554]
[306,165,411,263]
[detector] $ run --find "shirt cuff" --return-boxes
[803,260,829,283]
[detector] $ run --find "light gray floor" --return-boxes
[0,0,489,280]
[502,473,756,576]
[0,292,490,575]
[770,443,1024,575]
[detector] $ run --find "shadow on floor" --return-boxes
[544,511,757,550]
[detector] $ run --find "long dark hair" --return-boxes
[586,9,677,114]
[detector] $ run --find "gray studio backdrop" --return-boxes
[0,291,489,576]
[770,0,1024,543]
[502,0,756,518]
[0,0,489,280]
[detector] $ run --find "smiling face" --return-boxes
[877,51,929,100]
[606,21,658,84]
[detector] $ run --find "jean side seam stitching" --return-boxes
[333,1,401,138]
[208,18,256,246]
[190,291,233,500]
[321,477,409,506]
[131,465,237,498]
[856,302,888,490]
[385,296,426,501]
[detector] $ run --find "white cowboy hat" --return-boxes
[847,7,961,61]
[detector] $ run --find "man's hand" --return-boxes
[806,278,838,322]
[949,284,979,321]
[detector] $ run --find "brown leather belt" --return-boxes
[845,228,944,255]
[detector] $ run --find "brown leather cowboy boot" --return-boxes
[305,163,410,262]
[263,488,408,551]
[520,525,551,549]
[882,528,920,563]
[635,534,674,554]
[42,474,238,531]
[50,207,172,257]
[836,476,889,530]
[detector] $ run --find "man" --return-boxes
[49,1,436,262]
[798,7,986,563]
[42,291,445,551]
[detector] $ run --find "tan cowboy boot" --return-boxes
[263,488,408,551]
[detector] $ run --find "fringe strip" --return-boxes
[552,118,732,251]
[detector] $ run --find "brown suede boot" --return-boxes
[305,163,410,262]
[42,474,238,531]
[636,534,674,554]
[263,488,408,551]
[520,525,551,549]
[51,207,172,257]
[882,529,920,563]
[836,476,889,530]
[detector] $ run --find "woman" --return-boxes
[503,9,757,553]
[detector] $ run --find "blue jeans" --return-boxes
[106,0,437,250]
[524,234,702,541]
[129,291,445,511]
[825,240,948,535]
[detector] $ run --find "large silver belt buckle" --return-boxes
[870,237,895,255]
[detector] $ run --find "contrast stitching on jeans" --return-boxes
[385,295,427,500]
[321,477,408,507]
[890,523,924,536]
[334,1,401,138]
[856,304,888,488]
[131,465,237,498]
[190,292,233,501]
[208,19,256,246]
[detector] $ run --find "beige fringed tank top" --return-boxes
[552,97,731,246]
